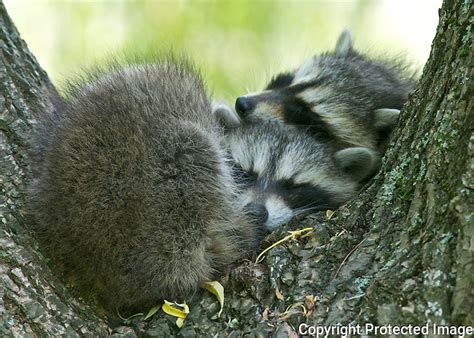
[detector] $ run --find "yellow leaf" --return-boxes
[201,281,225,317]
[143,303,161,320]
[176,317,185,328]
[162,300,189,327]
[326,209,335,220]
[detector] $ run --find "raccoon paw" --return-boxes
[374,108,400,130]
[212,101,241,129]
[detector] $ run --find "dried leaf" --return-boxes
[262,307,270,321]
[275,287,284,301]
[162,300,189,327]
[304,294,315,310]
[200,281,225,317]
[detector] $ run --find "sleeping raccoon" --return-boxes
[215,103,378,231]
[28,59,261,312]
[213,31,415,230]
[234,30,416,154]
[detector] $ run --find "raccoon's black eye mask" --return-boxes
[265,72,294,90]
[278,179,335,210]
[231,162,257,185]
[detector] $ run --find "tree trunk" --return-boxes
[0,0,472,336]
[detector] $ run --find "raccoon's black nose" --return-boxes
[235,96,255,117]
[244,203,269,225]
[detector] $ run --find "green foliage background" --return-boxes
[7,0,440,101]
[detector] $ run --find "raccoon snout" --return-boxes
[235,96,255,117]
[244,202,269,225]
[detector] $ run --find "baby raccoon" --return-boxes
[28,59,260,312]
[234,30,416,154]
[214,31,415,230]
[215,104,377,231]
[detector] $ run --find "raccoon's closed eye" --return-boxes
[232,163,257,184]
[266,72,295,90]
[280,178,296,189]
[284,183,334,210]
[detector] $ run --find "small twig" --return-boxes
[255,227,313,264]
[116,308,144,321]
[343,293,365,301]
[279,302,307,320]
[333,237,368,279]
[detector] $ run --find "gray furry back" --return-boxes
[28,59,256,312]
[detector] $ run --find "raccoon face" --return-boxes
[215,104,376,231]
[234,30,412,151]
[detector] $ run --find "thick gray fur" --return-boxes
[28,58,258,312]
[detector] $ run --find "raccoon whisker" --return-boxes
[292,205,314,213]
[295,202,328,210]
[293,204,332,215]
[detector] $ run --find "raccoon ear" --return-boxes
[335,29,353,56]
[373,108,400,130]
[212,101,241,129]
[334,147,377,182]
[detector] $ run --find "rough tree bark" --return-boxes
[0,0,472,336]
